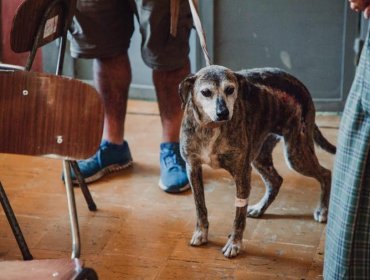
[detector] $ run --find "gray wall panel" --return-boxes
[198,0,360,111]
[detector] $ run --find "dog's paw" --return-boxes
[247,204,264,218]
[222,238,242,258]
[190,229,208,246]
[314,206,328,223]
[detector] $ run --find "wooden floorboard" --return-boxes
[0,100,339,279]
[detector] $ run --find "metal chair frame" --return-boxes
[0,0,101,278]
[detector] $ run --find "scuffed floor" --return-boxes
[0,100,339,279]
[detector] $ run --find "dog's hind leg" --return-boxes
[248,134,283,218]
[187,164,209,246]
[284,134,331,223]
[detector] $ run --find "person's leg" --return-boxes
[136,0,193,193]
[93,54,131,144]
[154,61,191,193]
[67,0,135,183]
[154,60,191,193]
[69,54,133,184]
[324,30,370,279]
[153,59,190,143]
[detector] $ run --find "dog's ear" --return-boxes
[179,74,196,110]
[234,72,256,100]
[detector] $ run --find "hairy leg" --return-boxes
[93,53,132,144]
[153,59,190,142]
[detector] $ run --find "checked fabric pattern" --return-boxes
[324,27,370,280]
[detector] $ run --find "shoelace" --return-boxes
[162,151,183,171]
[79,146,104,166]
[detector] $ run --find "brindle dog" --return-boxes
[179,65,335,258]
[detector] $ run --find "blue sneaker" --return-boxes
[159,142,190,193]
[66,140,133,184]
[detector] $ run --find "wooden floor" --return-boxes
[0,100,340,279]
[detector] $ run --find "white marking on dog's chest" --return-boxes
[200,128,221,167]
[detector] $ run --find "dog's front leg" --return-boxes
[222,164,251,258]
[187,163,209,246]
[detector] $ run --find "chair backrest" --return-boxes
[10,0,76,53]
[0,70,104,160]
[9,0,77,72]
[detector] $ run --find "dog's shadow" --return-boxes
[255,213,313,221]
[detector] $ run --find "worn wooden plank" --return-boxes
[0,101,339,279]
[0,70,103,160]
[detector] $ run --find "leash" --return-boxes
[188,0,212,66]
[170,0,211,66]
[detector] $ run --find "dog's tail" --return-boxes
[313,124,336,154]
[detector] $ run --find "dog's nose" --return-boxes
[216,98,229,121]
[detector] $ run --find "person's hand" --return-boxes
[348,0,370,18]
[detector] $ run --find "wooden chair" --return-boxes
[1,0,98,211]
[0,71,102,279]
[0,0,103,278]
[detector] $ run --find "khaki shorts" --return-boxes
[69,0,193,70]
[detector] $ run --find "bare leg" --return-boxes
[153,59,190,142]
[64,53,133,184]
[93,53,132,144]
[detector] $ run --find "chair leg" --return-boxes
[63,160,81,259]
[75,267,99,280]
[0,182,33,260]
[70,161,97,211]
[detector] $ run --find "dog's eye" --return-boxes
[224,86,234,95]
[201,89,212,97]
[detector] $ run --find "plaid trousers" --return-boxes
[324,29,370,279]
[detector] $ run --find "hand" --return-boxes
[348,0,370,18]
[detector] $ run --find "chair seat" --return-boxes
[0,258,82,280]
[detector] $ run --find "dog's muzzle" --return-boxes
[216,97,229,121]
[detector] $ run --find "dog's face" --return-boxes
[180,65,246,126]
